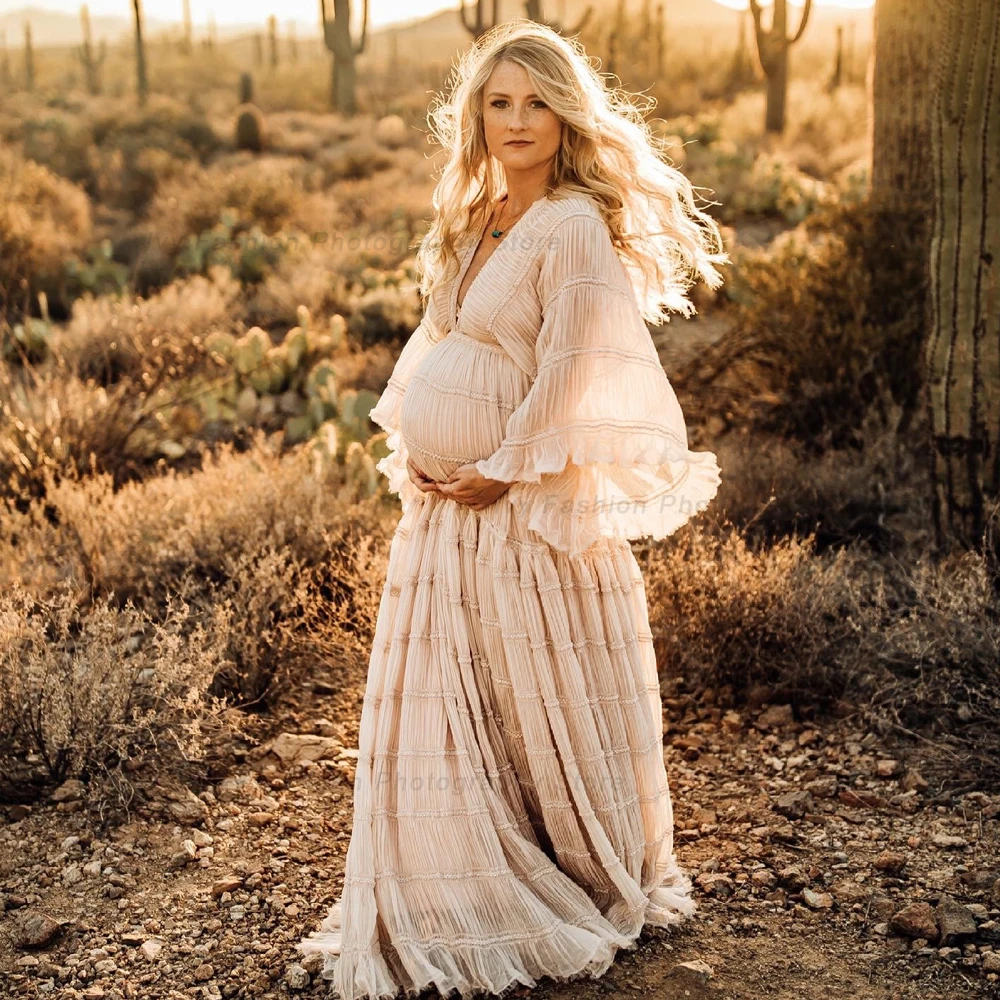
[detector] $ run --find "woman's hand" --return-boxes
[436,463,511,510]
[407,457,441,493]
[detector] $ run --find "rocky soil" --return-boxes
[2,681,999,1000]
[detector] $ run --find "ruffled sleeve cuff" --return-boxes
[477,433,721,559]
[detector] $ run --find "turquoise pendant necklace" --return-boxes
[490,197,525,239]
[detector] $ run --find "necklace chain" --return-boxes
[491,196,527,239]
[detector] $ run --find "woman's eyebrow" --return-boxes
[486,92,541,99]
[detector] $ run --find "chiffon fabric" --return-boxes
[298,192,721,998]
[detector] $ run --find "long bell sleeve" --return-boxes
[367,313,442,509]
[473,211,722,558]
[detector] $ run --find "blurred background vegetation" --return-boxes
[1,0,997,812]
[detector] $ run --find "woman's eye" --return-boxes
[490,100,547,109]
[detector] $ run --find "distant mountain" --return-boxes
[0,6,137,48]
[366,0,870,62]
[0,1,871,52]
[0,6,317,49]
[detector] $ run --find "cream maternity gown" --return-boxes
[299,191,722,999]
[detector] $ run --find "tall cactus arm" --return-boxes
[319,0,332,50]
[748,0,768,56]
[789,0,812,45]
[567,6,593,34]
[353,0,368,54]
[459,1,478,35]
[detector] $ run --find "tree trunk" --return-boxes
[925,0,1000,553]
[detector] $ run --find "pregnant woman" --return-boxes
[299,19,727,1000]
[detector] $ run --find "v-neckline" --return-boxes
[452,194,548,327]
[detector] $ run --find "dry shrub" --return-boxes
[145,156,319,256]
[58,265,243,385]
[646,524,1000,788]
[849,545,1000,789]
[0,148,93,321]
[676,201,922,451]
[646,525,861,706]
[710,403,929,553]
[317,136,395,184]
[0,272,242,499]
[0,583,231,800]
[0,434,395,707]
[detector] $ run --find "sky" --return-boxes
[1,0,875,29]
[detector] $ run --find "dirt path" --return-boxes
[2,678,998,1000]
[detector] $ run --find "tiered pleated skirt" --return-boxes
[298,482,696,999]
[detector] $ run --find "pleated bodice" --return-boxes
[399,328,533,483]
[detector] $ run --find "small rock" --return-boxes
[802,888,834,910]
[935,895,977,945]
[875,759,902,778]
[901,769,929,792]
[668,959,714,984]
[751,870,778,891]
[140,939,164,961]
[285,964,311,990]
[168,798,208,826]
[266,733,342,766]
[774,790,813,820]
[721,711,742,734]
[50,779,86,803]
[931,833,968,849]
[873,851,907,876]
[13,909,63,949]
[194,962,215,981]
[212,876,243,897]
[779,866,808,892]
[248,812,276,827]
[756,704,794,730]
[217,775,264,804]
[890,902,938,942]
[804,776,838,798]
[983,952,1000,973]
[695,873,734,898]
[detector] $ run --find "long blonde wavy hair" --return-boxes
[413,18,729,325]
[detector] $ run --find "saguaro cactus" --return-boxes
[321,0,369,116]
[253,32,263,66]
[605,0,626,77]
[0,30,9,87]
[181,0,193,54]
[287,20,298,63]
[23,21,34,91]
[748,0,812,133]
[459,0,499,41]
[654,2,665,76]
[925,0,1000,553]
[131,0,148,105]
[729,7,755,89]
[76,5,107,95]
[523,0,593,37]
[828,25,843,91]
[267,15,278,68]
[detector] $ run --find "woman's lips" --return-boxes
[505,140,533,146]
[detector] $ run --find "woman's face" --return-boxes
[481,59,562,181]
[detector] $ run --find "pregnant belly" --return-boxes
[399,333,530,483]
